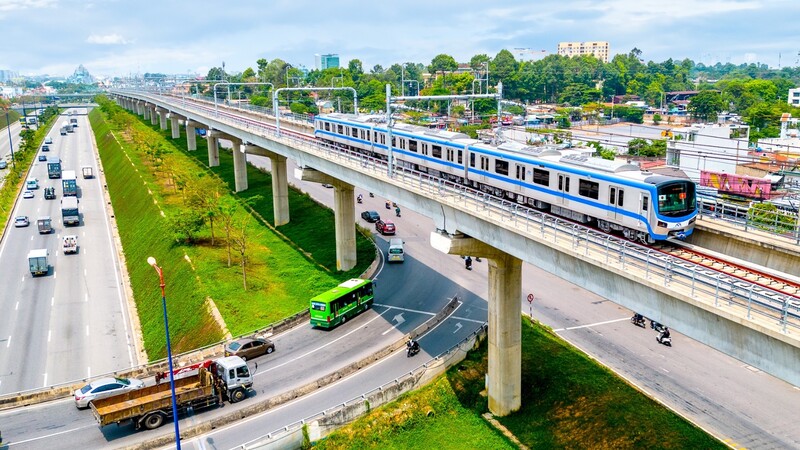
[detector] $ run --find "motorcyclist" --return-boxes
[660,327,671,339]
[465,256,473,270]
[633,313,644,324]
[395,206,401,217]
[407,338,419,353]
[357,194,363,203]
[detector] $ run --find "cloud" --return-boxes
[86,33,130,45]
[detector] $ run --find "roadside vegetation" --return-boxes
[316,318,724,449]
[91,96,372,358]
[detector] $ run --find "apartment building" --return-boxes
[557,41,610,63]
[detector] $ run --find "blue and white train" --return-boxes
[314,113,697,243]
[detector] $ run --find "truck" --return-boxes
[81,166,93,179]
[62,170,77,196]
[47,156,62,179]
[60,121,69,135]
[61,197,79,225]
[69,117,78,128]
[37,217,53,234]
[90,356,253,431]
[28,249,48,276]
[62,235,78,254]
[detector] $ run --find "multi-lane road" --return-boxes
[0,112,135,395]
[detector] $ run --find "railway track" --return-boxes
[654,242,800,298]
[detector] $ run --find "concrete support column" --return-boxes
[207,135,220,167]
[169,116,180,139]
[137,101,144,116]
[333,184,357,271]
[149,107,158,125]
[143,104,151,120]
[232,139,247,192]
[487,253,522,416]
[158,109,168,130]
[270,154,290,225]
[186,125,197,151]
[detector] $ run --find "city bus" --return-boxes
[309,278,374,329]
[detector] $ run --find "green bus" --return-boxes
[310,278,374,328]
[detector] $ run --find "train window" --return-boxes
[458,150,463,164]
[558,175,570,192]
[618,190,624,207]
[366,131,371,141]
[324,122,330,132]
[446,148,454,161]
[515,164,526,181]
[470,153,476,167]
[432,145,442,158]
[360,130,365,140]
[381,134,385,145]
[609,187,616,204]
[579,180,599,199]
[337,125,343,134]
[642,195,649,212]
[480,156,489,171]
[533,168,549,186]
[351,127,358,138]
[495,160,509,176]
[391,137,396,147]
[409,140,418,153]
[422,143,428,155]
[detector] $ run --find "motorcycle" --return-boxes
[395,207,401,217]
[650,320,665,333]
[657,331,672,347]
[465,256,473,270]
[357,195,363,204]
[631,314,646,328]
[406,341,420,357]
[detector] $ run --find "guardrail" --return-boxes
[116,91,800,337]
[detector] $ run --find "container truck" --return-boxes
[47,157,62,179]
[61,197,80,225]
[28,249,48,276]
[81,166,93,179]
[63,235,78,254]
[62,170,77,196]
[90,356,253,431]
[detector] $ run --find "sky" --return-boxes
[2,0,800,79]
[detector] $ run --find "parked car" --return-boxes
[224,337,275,361]
[23,190,34,199]
[38,154,47,161]
[361,210,380,223]
[74,377,145,408]
[14,216,29,227]
[375,219,396,235]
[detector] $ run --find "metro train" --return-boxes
[314,113,697,244]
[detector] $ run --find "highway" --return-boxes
[0,112,135,395]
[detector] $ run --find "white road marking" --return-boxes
[84,269,87,277]
[30,235,33,241]
[373,303,436,317]
[2,424,95,446]
[47,330,51,342]
[86,325,89,336]
[15,301,19,310]
[454,322,463,333]
[85,293,88,303]
[6,335,10,348]
[552,317,629,332]
[53,271,56,279]
[51,296,54,306]
[42,373,47,387]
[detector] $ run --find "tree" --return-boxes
[348,59,363,82]
[429,54,458,73]
[185,173,225,245]
[229,214,259,290]
[169,210,205,243]
[687,90,725,121]
[217,197,239,268]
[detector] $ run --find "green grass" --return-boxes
[317,318,725,449]
[91,97,370,355]
[1,109,20,128]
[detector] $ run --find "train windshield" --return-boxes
[657,182,696,216]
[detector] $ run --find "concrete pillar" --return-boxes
[487,253,522,416]
[143,104,151,120]
[333,184,357,271]
[207,135,220,167]
[149,107,158,125]
[232,139,247,192]
[186,124,197,151]
[158,109,168,130]
[136,101,144,116]
[270,154,290,226]
[170,116,180,139]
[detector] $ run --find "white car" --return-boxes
[44,137,53,144]
[14,216,29,227]
[23,191,34,199]
[74,377,145,408]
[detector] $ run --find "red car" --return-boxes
[375,219,396,235]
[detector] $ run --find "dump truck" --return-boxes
[81,166,93,179]
[63,235,78,254]
[28,249,48,276]
[37,217,53,234]
[90,356,253,431]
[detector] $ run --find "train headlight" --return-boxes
[688,218,696,225]
[657,221,667,228]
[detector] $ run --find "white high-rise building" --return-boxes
[557,41,610,63]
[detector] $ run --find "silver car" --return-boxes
[74,377,145,408]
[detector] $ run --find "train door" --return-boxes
[557,174,570,206]
[608,186,624,221]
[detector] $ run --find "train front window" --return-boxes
[657,183,696,216]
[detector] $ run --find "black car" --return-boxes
[44,187,56,199]
[41,145,49,152]
[361,210,380,223]
[38,154,47,161]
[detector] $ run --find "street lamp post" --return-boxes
[147,257,181,450]
[3,108,15,168]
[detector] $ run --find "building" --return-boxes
[67,64,94,84]
[314,54,340,70]
[557,41,610,63]
[788,88,800,106]
[668,123,752,181]
[0,69,19,83]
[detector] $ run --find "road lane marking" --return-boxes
[53,271,56,279]
[47,330,51,342]
[42,373,47,387]
[86,325,89,336]
[552,317,629,332]
[6,335,10,348]
[85,293,88,303]
[373,303,436,317]
[2,424,95,446]
[51,296,54,306]
[15,301,18,310]
[84,269,87,277]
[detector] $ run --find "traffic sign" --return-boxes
[527,293,534,303]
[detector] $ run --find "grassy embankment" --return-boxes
[91,98,372,358]
[316,318,725,449]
